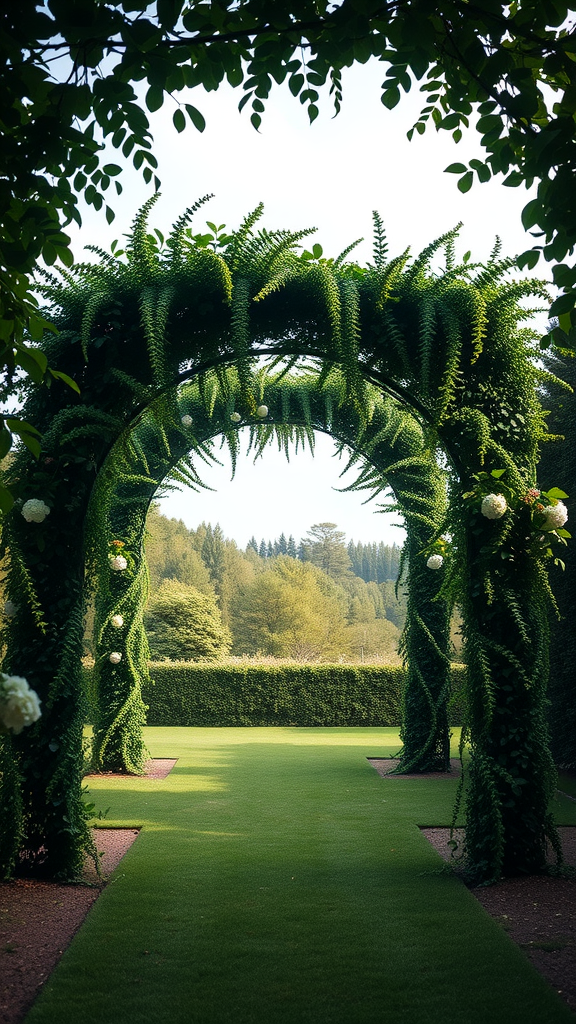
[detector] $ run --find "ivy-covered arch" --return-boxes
[0,198,566,884]
[88,368,450,779]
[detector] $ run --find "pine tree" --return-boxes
[201,523,226,587]
[259,539,267,559]
[287,535,297,558]
[302,523,352,581]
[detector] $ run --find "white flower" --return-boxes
[481,493,508,520]
[541,500,568,531]
[21,499,50,523]
[110,555,128,571]
[426,554,444,570]
[3,601,18,618]
[0,674,41,735]
[109,652,122,665]
[180,414,193,427]
[111,614,124,628]
[230,412,242,423]
[256,405,268,418]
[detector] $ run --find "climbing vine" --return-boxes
[0,198,567,884]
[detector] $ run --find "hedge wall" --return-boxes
[136,663,467,728]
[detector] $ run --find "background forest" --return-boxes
[142,509,407,664]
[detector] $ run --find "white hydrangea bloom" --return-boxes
[256,405,268,418]
[21,499,50,523]
[542,500,568,531]
[3,601,18,618]
[481,493,508,520]
[0,674,41,734]
[180,414,193,427]
[109,652,122,664]
[111,614,124,628]
[110,555,128,571]
[230,412,242,423]
[426,554,444,570]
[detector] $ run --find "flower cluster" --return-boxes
[109,539,128,572]
[181,414,193,428]
[111,614,124,628]
[21,499,50,523]
[427,554,444,570]
[109,652,122,665]
[0,674,41,735]
[481,493,508,520]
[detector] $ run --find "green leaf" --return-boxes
[6,418,41,436]
[521,198,541,231]
[185,104,206,132]
[173,109,186,133]
[517,249,541,271]
[289,74,304,97]
[312,243,323,259]
[0,485,14,513]
[49,369,81,394]
[146,86,164,112]
[559,312,572,334]
[19,433,41,459]
[491,469,506,478]
[445,162,467,174]
[381,86,400,110]
[0,427,12,460]
[503,171,523,187]
[550,293,576,317]
[546,487,569,499]
[439,113,460,129]
[457,172,474,193]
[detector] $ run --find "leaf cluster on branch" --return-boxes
[3,0,576,411]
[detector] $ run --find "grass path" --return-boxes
[27,728,576,1024]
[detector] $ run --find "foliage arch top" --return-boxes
[0,198,563,884]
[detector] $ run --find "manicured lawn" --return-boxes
[557,770,576,800]
[27,728,575,1024]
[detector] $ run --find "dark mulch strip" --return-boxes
[0,829,140,1024]
[367,757,461,778]
[1,758,177,1024]
[85,757,177,781]
[422,826,576,1014]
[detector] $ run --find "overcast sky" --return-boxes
[69,61,542,549]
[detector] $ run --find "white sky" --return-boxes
[68,60,543,549]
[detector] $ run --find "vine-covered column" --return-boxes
[0,469,93,879]
[455,474,567,880]
[397,531,452,772]
[91,538,149,774]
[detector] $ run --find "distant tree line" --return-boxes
[144,512,407,663]
[247,532,401,583]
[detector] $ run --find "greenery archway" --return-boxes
[0,199,566,883]
[89,368,451,779]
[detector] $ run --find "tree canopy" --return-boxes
[3,0,576,399]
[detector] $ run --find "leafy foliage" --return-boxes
[145,578,232,662]
[140,662,467,729]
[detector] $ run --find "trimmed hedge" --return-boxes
[138,663,467,728]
